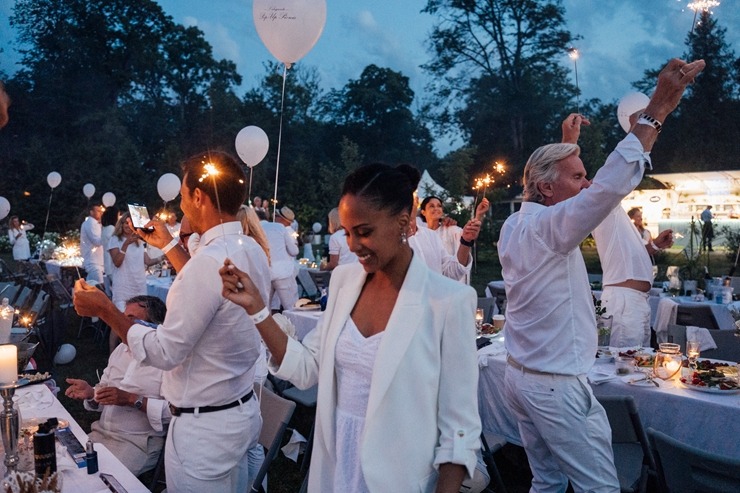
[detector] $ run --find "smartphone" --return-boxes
[127,203,153,232]
[100,473,128,493]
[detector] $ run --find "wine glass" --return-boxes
[475,308,484,335]
[686,340,700,371]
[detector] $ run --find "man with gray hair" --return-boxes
[498,57,704,492]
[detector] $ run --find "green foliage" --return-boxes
[422,0,578,174]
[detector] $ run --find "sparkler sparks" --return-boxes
[687,1,720,34]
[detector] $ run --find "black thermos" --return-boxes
[33,421,57,476]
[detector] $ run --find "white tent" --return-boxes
[416,170,475,208]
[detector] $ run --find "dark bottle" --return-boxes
[86,439,99,474]
[34,421,57,477]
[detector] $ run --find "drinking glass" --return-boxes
[475,308,484,335]
[686,340,700,371]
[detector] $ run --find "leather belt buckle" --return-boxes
[169,403,181,417]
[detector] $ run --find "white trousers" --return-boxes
[271,276,299,311]
[165,396,261,492]
[601,286,651,347]
[503,364,619,493]
[84,263,104,285]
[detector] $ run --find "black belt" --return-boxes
[169,390,253,417]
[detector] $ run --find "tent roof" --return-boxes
[417,169,448,198]
[648,170,740,194]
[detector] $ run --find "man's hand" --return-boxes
[220,259,265,313]
[441,216,458,228]
[644,59,706,123]
[73,279,113,318]
[65,378,94,400]
[128,216,173,251]
[654,229,674,250]
[94,386,135,407]
[561,113,591,144]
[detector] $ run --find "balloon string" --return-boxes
[272,63,288,221]
[42,189,54,243]
[248,167,253,204]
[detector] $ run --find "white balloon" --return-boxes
[47,171,62,189]
[53,343,77,365]
[102,192,116,207]
[617,92,650,133]
[235,126,270,167]
[0,197,10,220]
[253,0,327,66]
[312,222,322,233]
[157,173,181,202]
[83,183,95,198]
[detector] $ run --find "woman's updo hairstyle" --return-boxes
[341,163,420,216]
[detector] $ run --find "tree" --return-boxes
[633,11,739,171]
[422,0,577,172]
[322,64,436,166]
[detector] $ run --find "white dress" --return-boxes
[8,225,33,260]
[333,317,383,492]
[107,236,147,309]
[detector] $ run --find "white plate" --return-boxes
[621,375,658,387]
[679,381,740,394]
[294,305,321,311]
[595,350,614,364]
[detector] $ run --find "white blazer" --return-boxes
[272,253,481,492]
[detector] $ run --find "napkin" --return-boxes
[653,298,678,343]
[588,369,617,385]
[280,428,307,462]
[686,326,718,351]
[477,340,507,368]
[15,386,54,411]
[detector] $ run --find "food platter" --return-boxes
[294,304,321,311]
[16,372,52,387]
[679,381,740,394]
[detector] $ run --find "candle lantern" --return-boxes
[653,343,683,381]
[0,344,20,473]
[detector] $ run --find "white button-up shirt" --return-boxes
[409,225,470,282]
[499,135,650,375]
[593,207,654,285]
[80,216,104,270]
[261,220,299,280]
[128,221,271,408]
[84,343,169,434]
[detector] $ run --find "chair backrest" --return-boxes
[477,297,496,324]
[251,383,296,493]
[13,286,33,311]
[308,270,331,293]
[666,324,687,352]
[648,427,740,493]
[729,276,740,294]
[597,395,656,492]
[702,329,740,363]
[0,283,20,305]
[676,305,720,331]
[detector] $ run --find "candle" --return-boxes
[664,360,681,379]
[0,345,18,384]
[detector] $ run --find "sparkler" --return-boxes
[687,1,720,34]
[199,161,230,257]
[568,47,580,114]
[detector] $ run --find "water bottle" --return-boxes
[0,298,13,344]
[320,288,328,312]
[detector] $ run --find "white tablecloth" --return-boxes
[2,384,149,492]
[146,275,173,303]
[478,338,740,460]
[282,309,322,341]
[648,295,740,330]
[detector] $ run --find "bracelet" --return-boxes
[161,237,179,255]
[637,113,662,133]
[650,241,662,252]
[119,249,126,255]
[460,237,475,248]
[249,306,270,325]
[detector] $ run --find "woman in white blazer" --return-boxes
[221,163,481,492]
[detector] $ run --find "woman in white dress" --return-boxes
[221,163,481,492]
[108,212,161,352]
[7,215,34,261]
